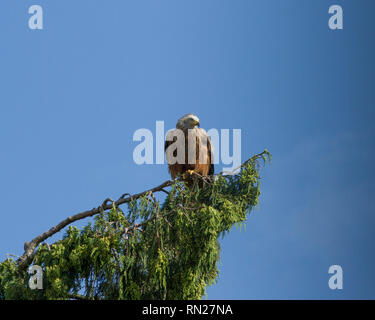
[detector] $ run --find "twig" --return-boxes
[67,293,92,300]
[218,150,270,176]
[160,189,169,195]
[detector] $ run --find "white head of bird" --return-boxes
[176,114,200,130]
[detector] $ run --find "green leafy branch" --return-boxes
[0,150,270,300]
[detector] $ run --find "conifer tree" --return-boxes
[0,151,270,300]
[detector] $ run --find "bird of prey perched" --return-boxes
[165,114,214,182]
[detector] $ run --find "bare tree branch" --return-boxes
[17,180,173,271]
[16,150,269,272]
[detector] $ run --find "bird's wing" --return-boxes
[196,128,214,175]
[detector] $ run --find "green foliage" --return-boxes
[0,151,270,300]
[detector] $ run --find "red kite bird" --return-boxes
[165,114,214,181]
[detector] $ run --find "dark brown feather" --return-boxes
[165,128,214,181]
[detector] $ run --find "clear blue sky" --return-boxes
[1,0,374,299]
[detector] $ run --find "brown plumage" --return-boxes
[165,114,214,182]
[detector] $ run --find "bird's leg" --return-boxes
[182,170,195,179]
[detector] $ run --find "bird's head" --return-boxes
[176,113,200,130]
